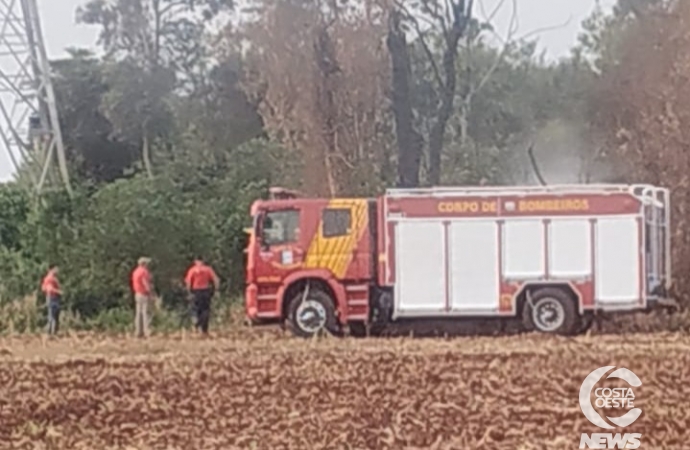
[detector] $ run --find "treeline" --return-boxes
[1,0,688,329]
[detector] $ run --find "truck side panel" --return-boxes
[394,221,446,312]
[548,219,591,279]
[449,221,500,311]
[594,217,642,305]
[383,192,648,319]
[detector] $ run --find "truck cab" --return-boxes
[245,188,375,336]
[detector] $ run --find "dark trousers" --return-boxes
[47,296,60,335]
[191,289,212,333]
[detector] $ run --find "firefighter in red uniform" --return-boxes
[184,257,220,334]
[41,265,62,336]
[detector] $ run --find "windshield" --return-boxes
[261,209,300,246]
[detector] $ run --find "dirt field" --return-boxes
[0,329,688,449]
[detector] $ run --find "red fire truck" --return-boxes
[244,184,673,337]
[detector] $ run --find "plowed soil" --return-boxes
[0,330,688,449]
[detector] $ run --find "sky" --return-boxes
[0,0,617,182]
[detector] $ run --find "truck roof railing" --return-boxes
[385,184,666,198]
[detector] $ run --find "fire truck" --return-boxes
[244,184,673,337]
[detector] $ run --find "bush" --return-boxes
[0,139,280,331]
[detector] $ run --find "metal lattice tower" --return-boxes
[0,0,71,195]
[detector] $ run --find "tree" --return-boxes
[77,0,235,178]
[387,8,423,188]
[392,0,479,186]
[242,0,394,196]
[51,50,139,183]
[100,59,175,178]
[77,0,234,82]
[171,55,266,166]
[386,0,524,187]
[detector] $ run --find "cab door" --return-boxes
[255,208,306,278]
[307,199,371,281]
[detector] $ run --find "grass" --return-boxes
[0,294,247,336]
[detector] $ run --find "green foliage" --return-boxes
[101,60,176,145]
[0,186,30,251]
[0,137,279,327]
[77,0,234,88]
[51,50,139,183]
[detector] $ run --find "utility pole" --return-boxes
[0,0,72,196]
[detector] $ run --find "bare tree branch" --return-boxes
[527,144,548,186]
[395,2,444,89]
[418,0,449,34]
[441,0,452,33]
[478,0,507,24]
[329,151,356,169]
[479,0,518,46]
[160,0,189,19]
[471,0,517,96]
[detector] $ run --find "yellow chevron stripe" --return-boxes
[303,199,368,278]
[335,201,367,276]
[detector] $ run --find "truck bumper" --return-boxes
[245,283,259,320]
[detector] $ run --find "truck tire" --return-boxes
[575,313,594,335]
[522,287,578,335]
[286,289,341,338]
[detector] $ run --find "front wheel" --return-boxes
[286,289,341,338]
[522,287,578,335]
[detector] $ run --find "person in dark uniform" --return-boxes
[184,257,220,334]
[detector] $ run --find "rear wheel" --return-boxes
[522,287,578,335]
[286,289,340,338]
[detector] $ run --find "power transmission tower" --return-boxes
[0,0,72,196]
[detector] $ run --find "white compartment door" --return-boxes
[503,220,545,279]
[449,221,499,311]
[595,218,641,304]
[394,221,446,312]
[549,219,592,278]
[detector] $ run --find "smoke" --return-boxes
[515,119,620,186]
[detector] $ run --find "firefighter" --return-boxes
[41,265,62,336]
[184,257,220,335]
[131,257,154,338]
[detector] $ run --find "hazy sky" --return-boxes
[0,0,616,181]
[40,0,616,58]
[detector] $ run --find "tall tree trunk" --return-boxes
[426,0,474,186]
[314,24,342,197]
[428,31,462,186]
[387,9,422,188]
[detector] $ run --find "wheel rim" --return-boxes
[296,299,327,334]
[532,298,565,332]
